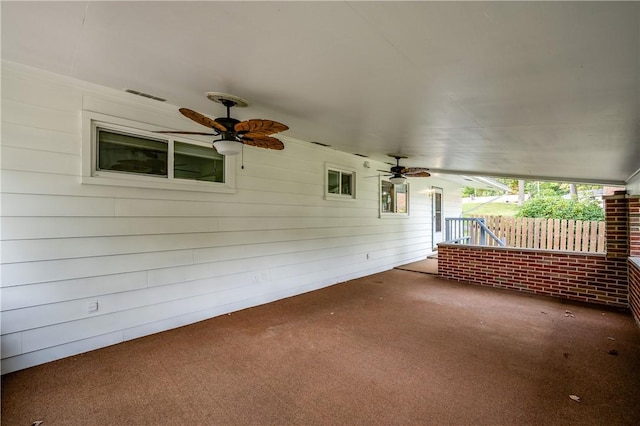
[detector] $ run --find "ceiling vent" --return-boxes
[124,89,166,102]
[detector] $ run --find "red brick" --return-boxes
[439,245,629,309]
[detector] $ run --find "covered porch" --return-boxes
[1,2,639,424]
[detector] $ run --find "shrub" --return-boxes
[516,197,604,221]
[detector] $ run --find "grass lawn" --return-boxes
[462,202,521,217]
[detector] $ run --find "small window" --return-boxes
[328,170,341,194]
[83,111,234,193]
[326,165,356,199]
[381,179,409,215]
[95,126,225,184]
[98,129,168,176]
[434,191,442,232]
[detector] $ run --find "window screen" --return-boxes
[381,181,408,214]
[434,192,442,232]
[328,169,353,196]
[174,141,224,183]
[98,129,168,176]
[328,170,341,194]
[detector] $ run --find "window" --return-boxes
[98,129,169,177]
[381,179,409,215]
[433,190,442,232]
[174,141,224,182]
[83,111,234,193]
[328,169,353,195]
[97,128,224,183]
[326,164,356,200]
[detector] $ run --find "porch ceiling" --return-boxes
[1,2,638,184]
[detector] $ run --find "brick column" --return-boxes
[604,191,629,258]
[629,196,640,257]
[628,196,640,328]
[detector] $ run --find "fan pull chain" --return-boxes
[241,144,245,169]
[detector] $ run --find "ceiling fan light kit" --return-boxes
[389,176,407,185]
[213,140,242,156]
[154,92,287,156]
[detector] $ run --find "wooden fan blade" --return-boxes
[407,171,431,177]
[403,167,431,177]
[179,108,227,132]
[242,133,284,150]
[153,130,217,135]
[235,119,288,135]
[402,167,430,173]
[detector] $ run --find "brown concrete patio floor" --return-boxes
[2,269,639,425]
[395,257,438,274]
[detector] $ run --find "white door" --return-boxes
[432,187,444,250]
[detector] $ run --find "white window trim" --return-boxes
[324,163,357,201]
[82,111,235,193]
[379,176,410,218]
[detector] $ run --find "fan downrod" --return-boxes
[206,92,249,130]
[388,154,407,173]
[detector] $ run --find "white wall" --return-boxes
[0,61,461,373]
[627,170,640,195]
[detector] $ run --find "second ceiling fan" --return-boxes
[379,155,431,184]
[155,92,288,155]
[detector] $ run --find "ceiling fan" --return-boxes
[155,92,288,155]
[379,155,430,184]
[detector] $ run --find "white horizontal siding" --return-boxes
[1,167,379,205]
[1,216,221,240]
[2,66,84,112]
[2,122,81,155]
[0,61,457,374]
[1,249,195,287]
[1,272,148,310]
[2,193,116,217]
[111,197,370,218]
[1,145,81,176]
[2,98,80,135]
[3,225,422,264]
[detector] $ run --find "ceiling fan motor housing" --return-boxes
[215,117,240,131]
[219,131,238,141]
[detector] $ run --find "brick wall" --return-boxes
[630,259,640,327]
[438,245,628,308]
[605,193,629,258]
[438,193,640,315]
[629,197,640,257]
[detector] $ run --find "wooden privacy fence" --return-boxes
[469,216,606,253]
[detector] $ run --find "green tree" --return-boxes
[516,197,604,221]
[462,187,476,197]
[462,179,605,201]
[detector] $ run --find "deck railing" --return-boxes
[446,215,606,253]
[445,218,506,247]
